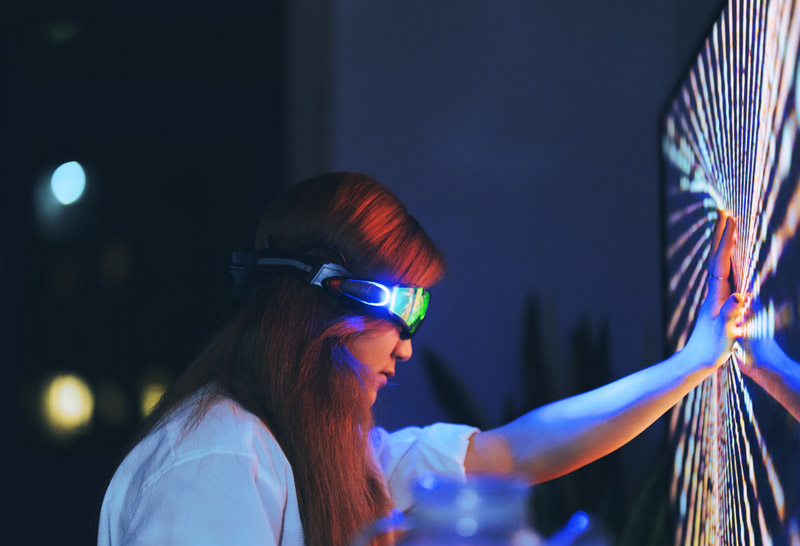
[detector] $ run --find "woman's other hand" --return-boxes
[733,295,800,422]
[732,295,779,378]
[683,211,746,369]
[734,331,786,379]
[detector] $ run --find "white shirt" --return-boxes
[97,396,478,545]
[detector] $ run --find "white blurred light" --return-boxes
[418,472,438,491]
[455,489,480,510]
[455,517,478,537]
[42,374,94,434]
[50,161,86,205]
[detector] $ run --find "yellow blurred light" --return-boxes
[140,382,167,418]
[42,374,94,434]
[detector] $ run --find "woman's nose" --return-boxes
[393,338,413,362]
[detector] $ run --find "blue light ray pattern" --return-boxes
[662,0,800,543]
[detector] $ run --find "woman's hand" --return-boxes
[734,332,785,378]
[732,295,800,422]
[732,295,780,377]
[682,212,746,369]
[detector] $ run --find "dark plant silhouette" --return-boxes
[421,295,671,545]
[419,349,492,431]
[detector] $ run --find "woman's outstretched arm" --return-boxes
[464,214,745,484]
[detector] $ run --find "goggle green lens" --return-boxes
[326,279,430,338]
[389,286,429,336]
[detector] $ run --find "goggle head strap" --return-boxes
[230,248,429,338]
[230,249,350,301]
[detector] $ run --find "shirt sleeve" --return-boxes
[121,451,293,546]
[371,423,479,511]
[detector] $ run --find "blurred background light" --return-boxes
[139,368,170,418]
[98,242,132,289]
[42,374,94,435]
[49,20,82,45]
[96,381,130,427]
[140,383,166,418]
[50,161,86,205]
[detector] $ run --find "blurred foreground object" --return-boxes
[353,473,612,545]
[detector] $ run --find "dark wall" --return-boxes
[4,15,286,545]
[332,0,723,425]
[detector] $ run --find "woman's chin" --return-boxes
[366,375,387,406]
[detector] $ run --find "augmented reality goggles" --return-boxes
[230,247,430,339]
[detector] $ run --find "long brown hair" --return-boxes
[138,173,446,546]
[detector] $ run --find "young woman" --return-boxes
[98,172,745,546]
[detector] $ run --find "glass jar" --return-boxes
[395,473,541,546]
[351,473,610,546]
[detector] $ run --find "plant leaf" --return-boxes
[420,349,492,430]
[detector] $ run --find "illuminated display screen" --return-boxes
[662,0,800,543]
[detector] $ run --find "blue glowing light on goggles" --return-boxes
[230,249,430,339]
